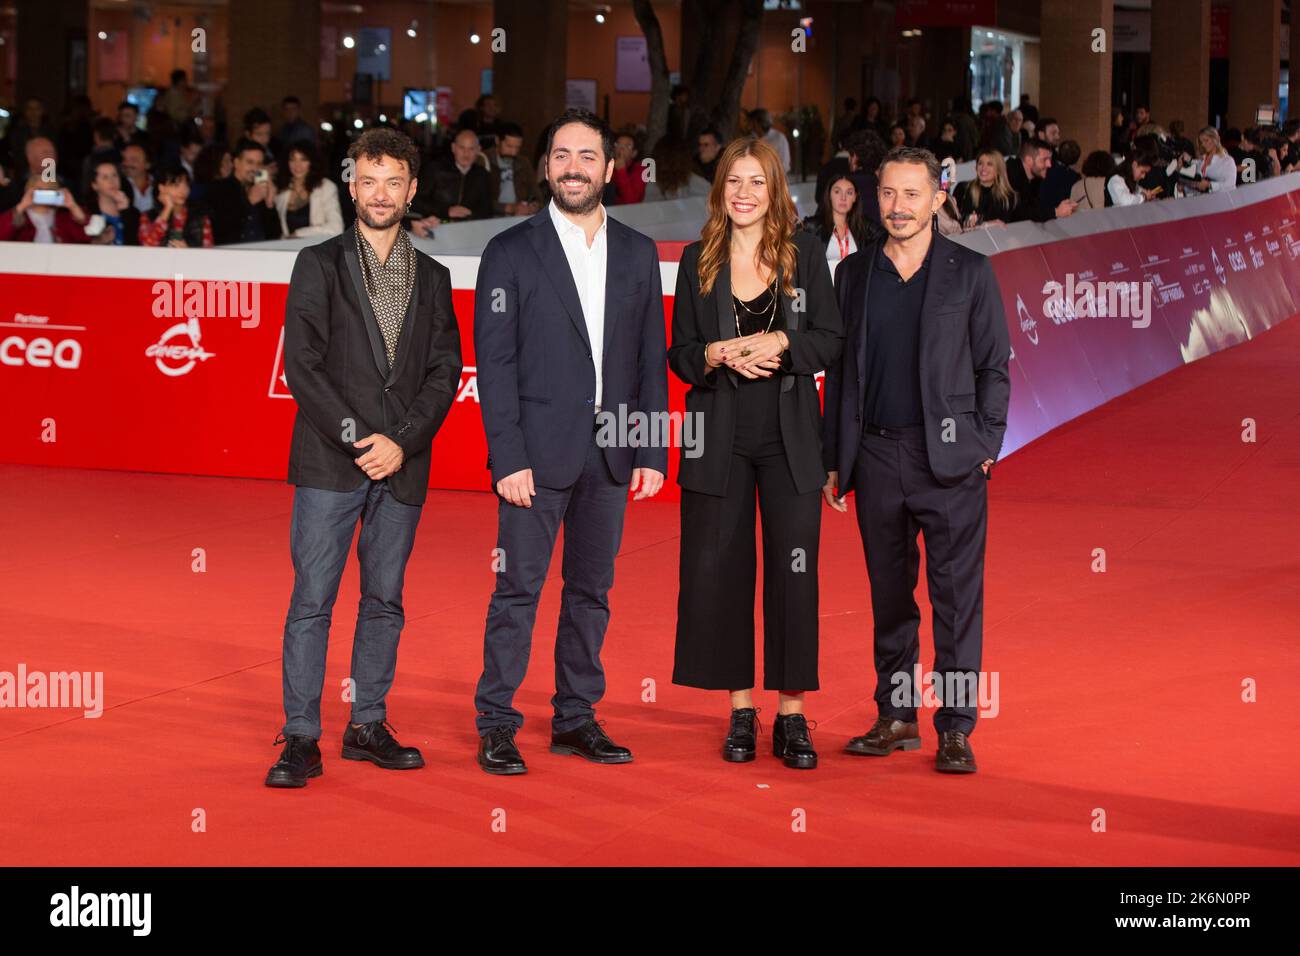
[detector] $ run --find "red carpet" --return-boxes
[2,316,1298,867]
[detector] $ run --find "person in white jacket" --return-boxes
[1106,148,1158,206]
[274,142,343,238]
[1181,127,1237,194]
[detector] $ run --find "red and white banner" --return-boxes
[3,181,1299,501]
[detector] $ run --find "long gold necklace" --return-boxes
[733,274,778,338]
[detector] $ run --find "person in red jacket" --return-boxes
[0,184,89,243]
[610,132,646,204]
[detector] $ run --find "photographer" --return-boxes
[0,180,89,242]
[207,137,282,245]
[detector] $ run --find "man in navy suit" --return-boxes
[473,109,669,774]
[822,146,1010,774]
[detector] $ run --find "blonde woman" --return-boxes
[1182,127,1237,193]
[951,149,1017,228]
[668,137,844,769]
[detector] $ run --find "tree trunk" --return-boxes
[667,0,765,145]
[715,0,764,142]
[633,0,671,157]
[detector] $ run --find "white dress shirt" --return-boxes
[1106,174,1145,206]
[548,198,608,410]
[1200,152,1238,192]
[826,227,858,263]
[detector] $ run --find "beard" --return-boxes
[549,172,603,216]
[356,200,404,230]
[885,213,924,240]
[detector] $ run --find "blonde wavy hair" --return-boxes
[697,137,798,299]
[966,148,1017,209]
[1198,126,1229,158]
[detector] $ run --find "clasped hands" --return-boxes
[354,433,404,480]
[705,330,788,379]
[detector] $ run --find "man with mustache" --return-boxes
[266,128,463,788]
[472,108,669,774]
[821,146,1010,774]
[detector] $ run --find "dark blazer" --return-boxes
[667,229,844,497]
[474,206,669,488]
[207,176,283,245]
[283,225,463,506]
[414,159,494,221]
[822,230,1010,493]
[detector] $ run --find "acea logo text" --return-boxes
[2,313,84,369]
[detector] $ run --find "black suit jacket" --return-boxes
[207,176,283,245]
[822,230,1010,492]
[474,206,669,488]
[414,160,494,221]
[283,225,463,506]
[667,230,844,497]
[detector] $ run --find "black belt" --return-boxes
[863,421,924,438]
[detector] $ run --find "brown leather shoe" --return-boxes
[935,730,977,774]
[845,716,922,756]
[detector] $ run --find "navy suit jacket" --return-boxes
[822,229,1010,492]
[474,206,669,488]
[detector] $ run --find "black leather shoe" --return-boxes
[265,733,322,788]
[935,730,977,774]
[772,713,818,769]
[846,716,922,756]
[723,707,760,762]
[341,719,424,770]
[550,718,633,764]
[478,725,527,775]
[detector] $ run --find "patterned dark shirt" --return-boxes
[355,226,416,368]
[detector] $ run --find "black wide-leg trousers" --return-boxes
[674,376,822,691]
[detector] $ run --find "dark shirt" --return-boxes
[733,283,791,376]
[952,180,1016,225]
[863,240,931,426]
[207,176,282,246]
[285,202,311,233]
[1039,163,1081,215]
[413,159,494,221]
[1006,160,1056,223]
[732,284,784,337]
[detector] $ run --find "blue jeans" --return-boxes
[281,480,422,740]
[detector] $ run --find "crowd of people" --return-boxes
[1,72,1296,252]
[818,93,1300,246]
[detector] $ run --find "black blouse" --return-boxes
[285,201,311,234]
[732,284,785,337]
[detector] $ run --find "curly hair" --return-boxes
[346,127,420,178]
